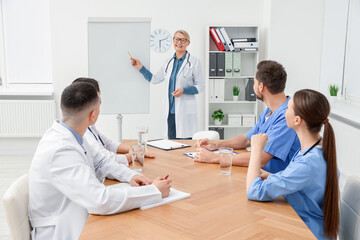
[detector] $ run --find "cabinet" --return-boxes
[205,26,259,139]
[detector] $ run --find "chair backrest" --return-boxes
[2,173,31,240]
[339,176,360,240]
[192,131,220,140]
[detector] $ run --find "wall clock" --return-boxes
[150,29,171,53]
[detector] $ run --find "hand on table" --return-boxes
[130,174,153,187]
[194,148,219,164]
[145,151,155,158]
[194,138,217,151]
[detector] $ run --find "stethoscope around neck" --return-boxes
[165,52,191,73]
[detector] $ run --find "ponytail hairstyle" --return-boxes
[293,89,339,239]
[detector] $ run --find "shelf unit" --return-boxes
[205,26,259,139]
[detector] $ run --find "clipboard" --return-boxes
[147,139,190,151]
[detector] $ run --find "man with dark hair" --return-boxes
[195,60,300,174]
[29,82,171,240]
[72,77,154,169]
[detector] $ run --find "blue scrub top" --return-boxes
[246,96,300,173]
[247,146,333,240]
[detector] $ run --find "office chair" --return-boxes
[192,130,220,140]
[339,176,360,240]
[3,173,32,240]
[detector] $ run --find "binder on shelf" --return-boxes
[219,79,224,102]
[209,79,214,102]
[215,28,229,51]
[209,53,217,76]
[235,47,258,52]
[233,42,258,48]
[216,53,225,77]
[245,78,256,101]
[225,52,233,77]
[231,38,256,42]
[219,28,234,51]
[232,52,241,77]
[214,79,219,102]
[210,28,225,51]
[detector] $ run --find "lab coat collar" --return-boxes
[58,120,84,146]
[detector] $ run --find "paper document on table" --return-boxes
[147,139,190,151]
[184,150,239,159]
[109,183,191,210]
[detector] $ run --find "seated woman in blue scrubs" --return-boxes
[246,89,339,240]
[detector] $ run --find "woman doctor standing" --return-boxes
[131,30,205,139]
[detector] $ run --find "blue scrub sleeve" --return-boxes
[262,117,298,162]
[139,66,153,82]
[247,157,313,201]
[183,86,199,95]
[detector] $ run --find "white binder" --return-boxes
[216,28,229,51]
[219,27,234,51]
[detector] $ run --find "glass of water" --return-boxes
[137,126,148,149]
[131,145,145,172]
[219,147,233,175]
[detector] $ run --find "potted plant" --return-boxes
[233,86,240,101]
[329,84,339,103]
[212,109,224,126]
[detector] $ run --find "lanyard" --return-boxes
[88,127,105,147]
[303,138,322,156]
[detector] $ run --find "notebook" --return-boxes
[109,183,191,210]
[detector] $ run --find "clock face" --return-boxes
[150,29,171,53]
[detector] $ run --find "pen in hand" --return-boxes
[164,174,169,180]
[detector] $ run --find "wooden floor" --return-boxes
[0,155,32,239]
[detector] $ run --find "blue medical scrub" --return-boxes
[246,97,300,173]
[247,146,331,240]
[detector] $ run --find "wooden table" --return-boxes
[80,140,316,240]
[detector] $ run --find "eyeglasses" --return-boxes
[173,37,188,44]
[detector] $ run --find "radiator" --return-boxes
[0,100,56,137]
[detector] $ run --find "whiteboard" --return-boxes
[88,18,150,114]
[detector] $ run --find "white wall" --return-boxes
[265,0,360,181]
[266,0,325,95]
[49,0,266,140]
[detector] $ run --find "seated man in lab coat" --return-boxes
[28,82,171,240]
[72,77,154,168]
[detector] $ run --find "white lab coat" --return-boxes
[29,121,161,240]
[85,125,129,167]
[151,53,205,138]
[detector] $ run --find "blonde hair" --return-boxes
[174,30,190,42]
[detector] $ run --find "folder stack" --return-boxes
[232,38,258,51]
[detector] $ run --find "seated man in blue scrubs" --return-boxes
[195,60,300,173]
